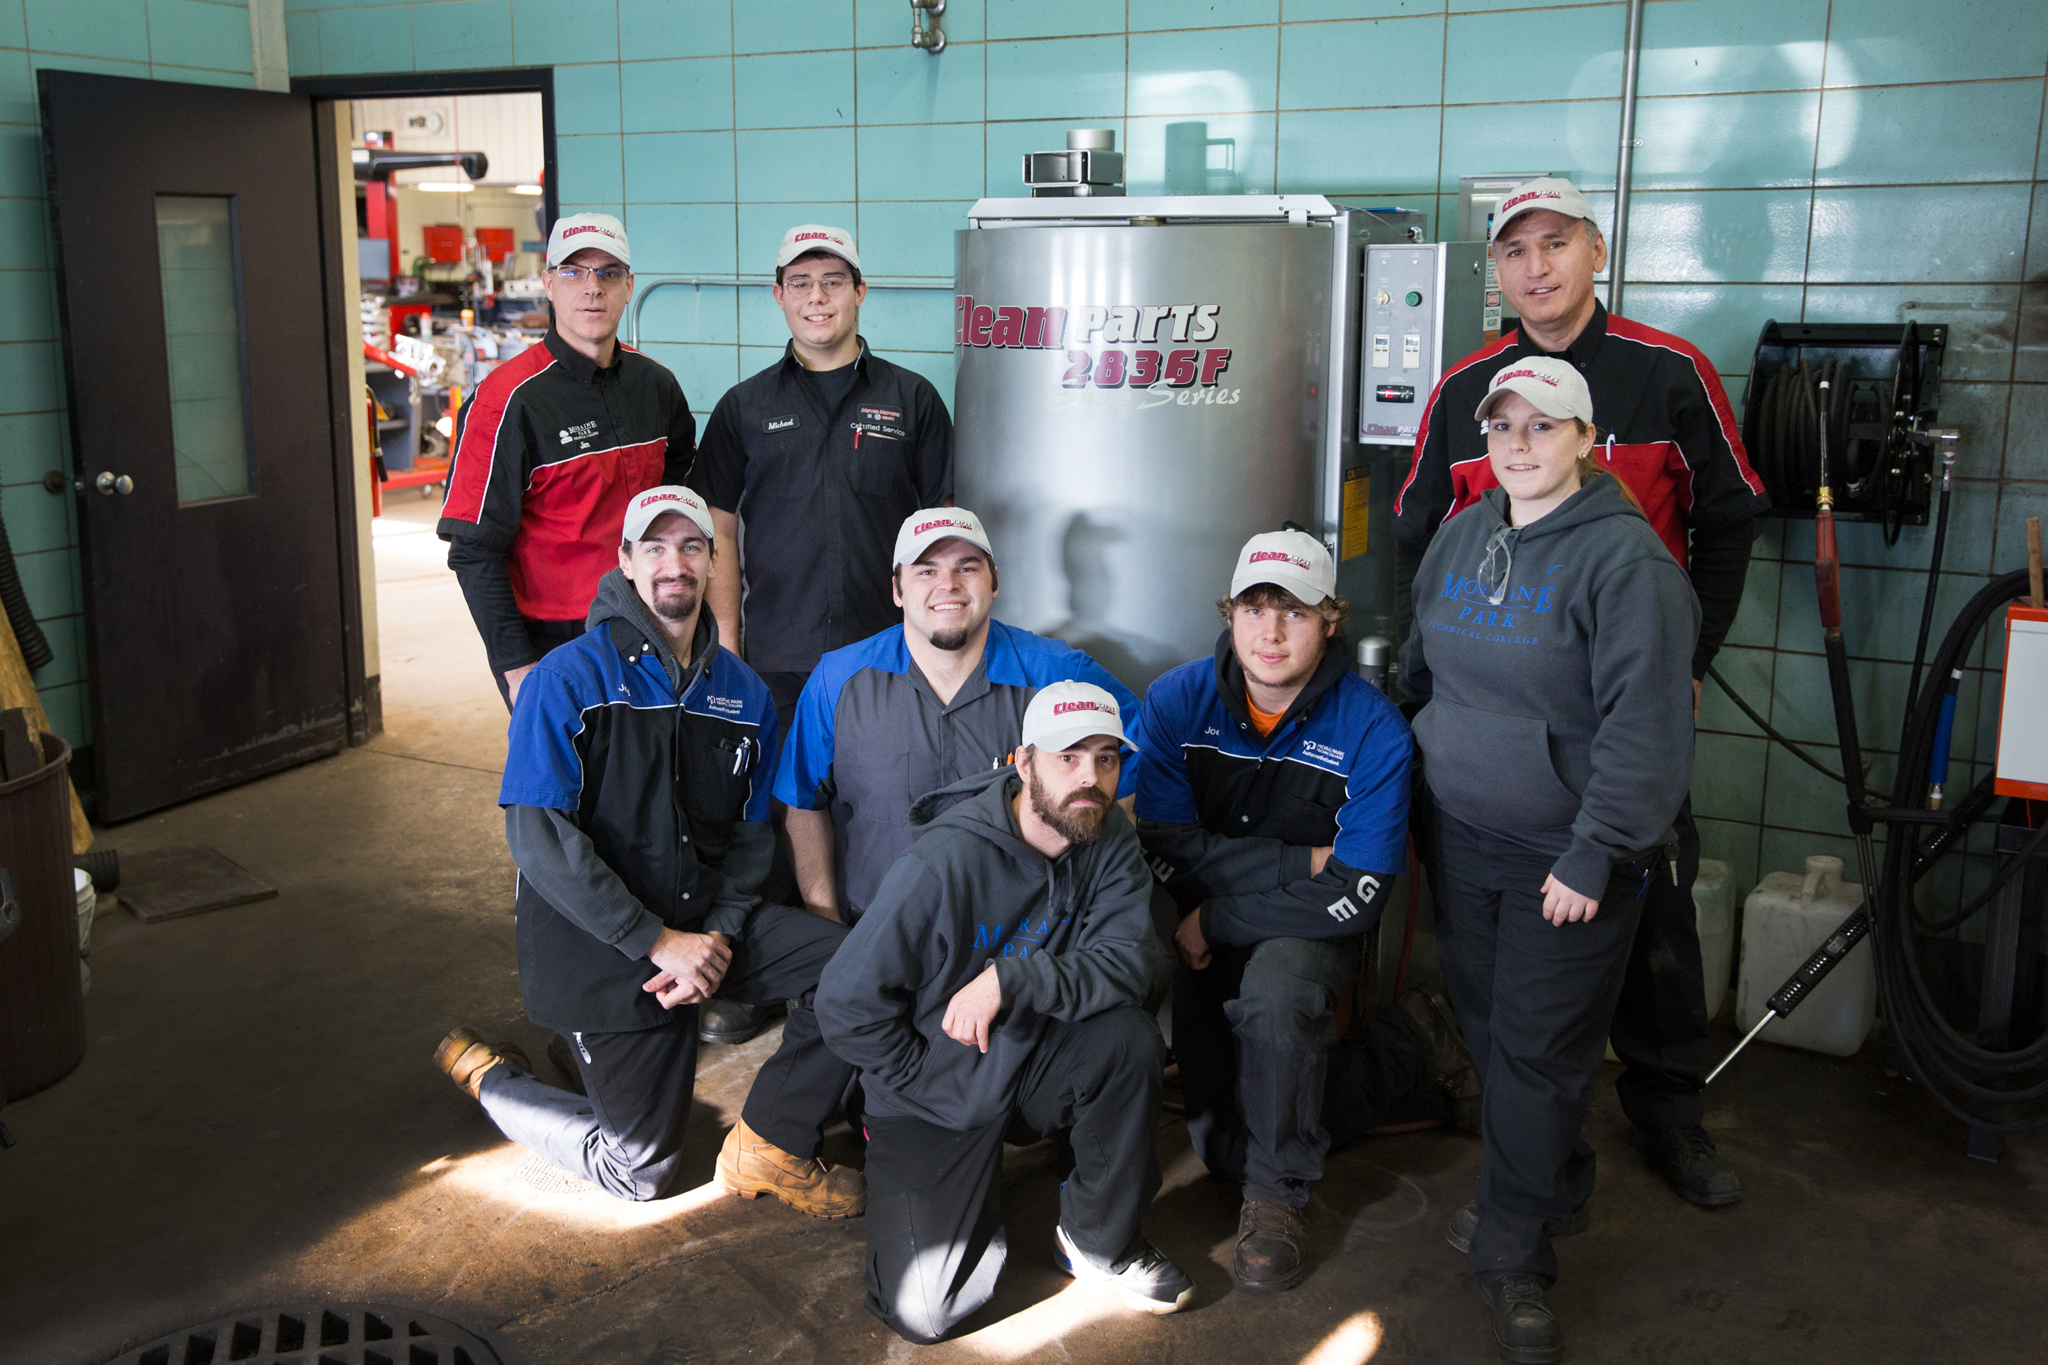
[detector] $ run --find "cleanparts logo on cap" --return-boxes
[1496,368,1559,387]
[1052,700,1114,717]
[915,518,973,536]
[1248,550,1312,570]
[793,231,839,244]
[638,492,694,509]
[562,224,620,241]
[1499,190,1563,213]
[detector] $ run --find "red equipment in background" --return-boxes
[474,227,516,262]
[421,224,465,264]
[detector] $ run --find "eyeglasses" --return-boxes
[1477,525,1517,605]
[552,263,629,285]
[780,273,853,297]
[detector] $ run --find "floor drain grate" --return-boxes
[101,1304,503,1365]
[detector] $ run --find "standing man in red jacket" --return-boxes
[440,212,697,707]
[1392,177,1769,1212]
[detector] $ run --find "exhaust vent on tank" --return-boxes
[1023,129,1124,198]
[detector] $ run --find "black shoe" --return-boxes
[1446,1200,1588,1254]
[698,999,784,1046]
[1480,1275,1562,1364]
[1634,1124,1743,1206]
[546,1033,587,1096]
[1400,988,1483,1132]
[1232,1199,1307,1292]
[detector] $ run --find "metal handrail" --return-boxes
[630,275,956,347]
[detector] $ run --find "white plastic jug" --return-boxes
[1693,858,1734,1023]
[1736,855,1874,1057]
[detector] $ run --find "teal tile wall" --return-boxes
[0,0,2043,930]
[1,0,257,751]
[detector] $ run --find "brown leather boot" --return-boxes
[1400,989,1483,1133]
[716,1116,866,1219]
[1233,1199,1307,1291]
[434,1027,530,1100]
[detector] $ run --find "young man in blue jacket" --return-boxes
[776,506,1139,924]
[432,486,861,1216]
[816,682,1191,1342]
[1136,530,1476,1292]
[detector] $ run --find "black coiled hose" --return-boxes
[0,489,53,671]
[1878,568,2048,1133]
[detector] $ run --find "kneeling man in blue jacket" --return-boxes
[434,485,862,1217]
[816,681,1193,1342]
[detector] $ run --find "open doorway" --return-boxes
[296,69,559,770]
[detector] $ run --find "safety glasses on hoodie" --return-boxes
[1478,525,1518,605]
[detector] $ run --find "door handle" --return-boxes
[94,472,134,496]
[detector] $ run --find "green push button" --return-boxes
[1405,290,1424,306]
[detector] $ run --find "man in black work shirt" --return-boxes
[694,224,954,726]
[439,212,696,707]
[1391,176,1770,1211]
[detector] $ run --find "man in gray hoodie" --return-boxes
[815,681,1192,1342]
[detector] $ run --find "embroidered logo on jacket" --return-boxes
[559,420,599,445]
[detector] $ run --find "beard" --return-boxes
[929,623,973,651]
[1025,762,1110,845]
[649,574,701,621]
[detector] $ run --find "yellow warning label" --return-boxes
[1341,469,1370,561]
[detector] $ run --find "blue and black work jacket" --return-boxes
[1134,634,1412,947]
[500,570,778,1033]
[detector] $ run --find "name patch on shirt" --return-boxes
[764,414,800,433]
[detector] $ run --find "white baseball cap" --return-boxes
[1475,356,1596,425]
[893,507,994,569]
[547,212,631,269]
[1490,176,1599,242]
[1021,680,1137,754]
[776,223,861,271]
[622,485,714,543]
[1230,530,1336,607]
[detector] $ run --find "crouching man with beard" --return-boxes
[816,682,1192,1342]
[435,485,862,1215]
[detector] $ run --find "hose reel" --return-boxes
[1742,321,1946,544]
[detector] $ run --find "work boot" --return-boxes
[433,1027,529,1101]
[1634,1123,1744,1206]
[699,999,783,1045]
[1053,1226,1195,1314]
[716,1116,866,1218]
[1232,1199,1308,1291]
[1480,1275,1562,1364]
[1399,988,1482,1132]
[1446,1199,1589,1254]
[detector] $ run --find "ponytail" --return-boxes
[1574,424,1648,516]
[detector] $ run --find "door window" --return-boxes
[154,194,256,504]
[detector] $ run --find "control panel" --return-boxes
[1358,241,1489,445]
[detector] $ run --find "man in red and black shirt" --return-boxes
[439,212,697,706]
[1392,177,1769,1212]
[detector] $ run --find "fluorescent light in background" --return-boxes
[415,182,475,193]
[511,184,544,196]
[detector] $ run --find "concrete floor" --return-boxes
[2,492,2044,1365]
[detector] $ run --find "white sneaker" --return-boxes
[1053,1225,1195,1314]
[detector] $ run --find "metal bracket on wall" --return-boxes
[912,0,946,54]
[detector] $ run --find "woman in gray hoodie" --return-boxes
[1405,356,1699,1364]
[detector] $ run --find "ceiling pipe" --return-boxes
[1608,0,1645,317]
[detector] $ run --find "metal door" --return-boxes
[41,71,356,820]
